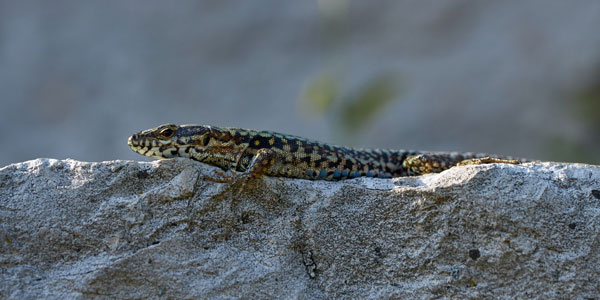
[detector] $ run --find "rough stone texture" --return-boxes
[1,158,599,299]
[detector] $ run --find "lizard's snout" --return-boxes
[128,134,139,147]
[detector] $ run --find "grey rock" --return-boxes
[1,158,599,299]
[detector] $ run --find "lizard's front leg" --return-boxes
[211,148,278,197]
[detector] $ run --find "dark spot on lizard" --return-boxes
[249,136,269,149]
[312,157,329,168]
[327,161,338,169]
[342,160,355,172]
[300,155,312,165]
[568,223,576,229]
[233,131,247,144]
[285,139,299,152]
[592,189,600,200]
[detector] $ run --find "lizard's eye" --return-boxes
[159,128,174,138]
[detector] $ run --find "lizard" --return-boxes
[127,124,521,183]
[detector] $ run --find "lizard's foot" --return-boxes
[201,169,249,208]
[457,157,520,166]
[227,173,253,196]
[207,171,255,202]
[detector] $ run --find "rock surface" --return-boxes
[1,158,599,299]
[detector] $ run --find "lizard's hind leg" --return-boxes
[403,154,520,176]
[456,157,520,166]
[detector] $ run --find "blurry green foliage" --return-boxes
[307,1,401,138]
[300,72,400,136]
[340,75,397,132]
[301,74,339,114]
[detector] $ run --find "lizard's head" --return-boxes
[128,124,212,159]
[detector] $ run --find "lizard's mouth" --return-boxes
[128,134,167,159]
[128,132,192,160]
[127,133,148,152]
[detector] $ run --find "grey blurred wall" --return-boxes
[1,0,600,167]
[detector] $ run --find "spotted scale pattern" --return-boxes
[128,124,520,180]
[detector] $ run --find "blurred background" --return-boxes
[1,0,600,167]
